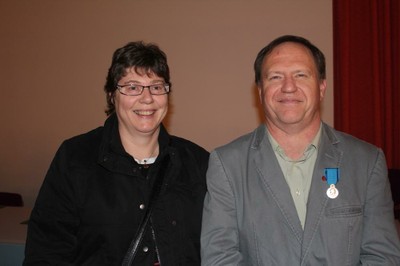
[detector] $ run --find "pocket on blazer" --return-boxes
[325,205,362,218]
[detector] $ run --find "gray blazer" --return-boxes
[201,123,400,265]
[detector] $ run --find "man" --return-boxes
[201,35,400,265]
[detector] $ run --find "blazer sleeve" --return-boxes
[24,142,79,265]
[360,149,400,265]
[201,150,244,266]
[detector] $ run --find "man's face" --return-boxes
[258,42,326,131]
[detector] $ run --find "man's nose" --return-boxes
[281,77,297,93]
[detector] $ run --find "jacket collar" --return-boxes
[301,123,343,262]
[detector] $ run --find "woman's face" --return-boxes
[113,67,168,138]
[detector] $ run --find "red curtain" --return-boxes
[333,0,400,168]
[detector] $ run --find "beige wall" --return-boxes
[0,0,333,207]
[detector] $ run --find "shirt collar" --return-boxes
[267,123,322,162]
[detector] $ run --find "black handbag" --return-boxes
[121,155,170,266]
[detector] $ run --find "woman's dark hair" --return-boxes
[254,35,326,85]
[104,41,171,115]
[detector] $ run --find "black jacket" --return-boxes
[24,114,209,265]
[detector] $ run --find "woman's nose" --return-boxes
[139,87,154,103]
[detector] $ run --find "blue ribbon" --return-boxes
[325,168,339,185]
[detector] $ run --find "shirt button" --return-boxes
[296,190,301,196]
[139,204,145,210]
[143,246,149,252]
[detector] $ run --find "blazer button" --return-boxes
[171,220,177,226]
[139,204,145,210]
[143,246,149,252]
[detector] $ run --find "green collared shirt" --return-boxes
[267,125,321,229]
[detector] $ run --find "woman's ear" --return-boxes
[109,92,115,104]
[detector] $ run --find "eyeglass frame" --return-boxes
[116,83,171,96]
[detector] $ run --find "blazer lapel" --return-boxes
[301,124,343,263]
[252,125,304,243]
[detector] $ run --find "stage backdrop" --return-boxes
[0,0,333,206]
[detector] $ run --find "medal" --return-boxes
[324,168,339,199]
[326,184,339,199]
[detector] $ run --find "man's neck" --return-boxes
[266,120,321,160]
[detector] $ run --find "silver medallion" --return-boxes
[326,184,339,199]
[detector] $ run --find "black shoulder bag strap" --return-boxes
[121,155,170,266]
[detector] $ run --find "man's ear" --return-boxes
[257,85,264,103]
[319,79,327,100]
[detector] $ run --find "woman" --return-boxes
[24,42,209,265]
